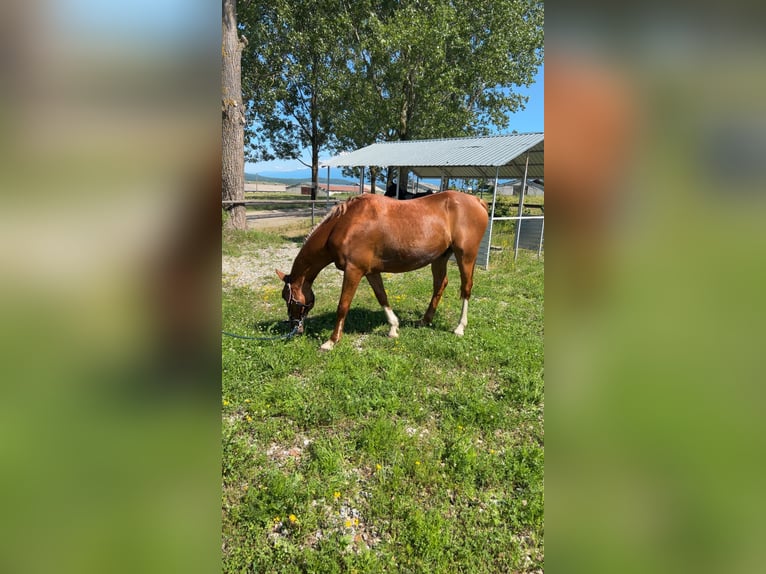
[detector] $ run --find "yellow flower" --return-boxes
[375,463,382,472]
[223,400,229,406]
[289,514,298,524]
[273,516,281,523]
[246,415,253,422]
[353,518,359,526]
[415,460,421,466]
[333,491,341,499]
[244,398,250,403]
[344,519,352,528]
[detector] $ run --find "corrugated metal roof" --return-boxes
[321,133,543,179]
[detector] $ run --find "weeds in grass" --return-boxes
[222,220,543,572]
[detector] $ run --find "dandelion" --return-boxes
[353,518,359,526]
[344,518,352,528]
[333,491,341,500]
[223,400,229,406]
[273,516,281,523]
[246,415,253,422]
[415,460,421,466]
[244,398,250,403]
[489,449,496,455]
[375,463,382,472]
[289,514,298,524]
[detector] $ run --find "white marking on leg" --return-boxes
[384,306,400,338]
[453,298,469,336]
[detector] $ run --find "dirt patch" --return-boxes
[222,245,301,290]
[248,215,310,230]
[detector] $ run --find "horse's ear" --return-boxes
[276,269,287,282]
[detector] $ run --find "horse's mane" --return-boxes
[304,195,364,242]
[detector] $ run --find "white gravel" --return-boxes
[222,245,301,290]
[222,244,345,293]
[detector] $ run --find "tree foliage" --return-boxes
[241,0,350,197]
[241,0,543,188]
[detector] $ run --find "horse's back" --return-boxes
[341,191,487,237]
[333,191,487,243]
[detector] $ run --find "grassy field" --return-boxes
[222,218,544,573]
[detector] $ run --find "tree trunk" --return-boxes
[222,0,247,230]
[311,141,319,201]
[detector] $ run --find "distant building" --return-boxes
[495,178,544,197]
[244,182,287,193]
[289,183,386,195]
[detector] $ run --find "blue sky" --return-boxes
[247,65,544,177]
[55,0,212,43]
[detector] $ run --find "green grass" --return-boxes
[222,225,310,257]
[485,194,544,218]
[222,221,544,573]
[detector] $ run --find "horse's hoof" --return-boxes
[387,328,399,338]
[319,341,335,351]
[453,326,465,336]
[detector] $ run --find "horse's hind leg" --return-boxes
[366,273,399,338]
[452,249,478,336]
[421,253,450,326]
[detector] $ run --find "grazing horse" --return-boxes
[276,191,489,351]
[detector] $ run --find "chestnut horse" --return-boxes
[276,191,489,351]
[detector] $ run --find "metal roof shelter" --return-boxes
[321,132,543,180]
[321,133,544,267]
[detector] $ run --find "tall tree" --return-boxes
[241,0,347,200]
[332,0,543,192]
[241,0,543,196]
[222,0,247,229]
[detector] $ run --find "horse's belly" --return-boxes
[377,246,448,273]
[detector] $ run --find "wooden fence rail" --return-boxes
[222,198,342,226]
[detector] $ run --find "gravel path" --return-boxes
[222,244,344,293]
[222,245,301,290]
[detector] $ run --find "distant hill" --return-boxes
[245,173,359,186]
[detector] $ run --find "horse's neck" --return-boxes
[290,235,332,285]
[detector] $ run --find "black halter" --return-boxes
[286,282,314,326]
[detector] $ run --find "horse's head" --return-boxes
[276,270,314,334]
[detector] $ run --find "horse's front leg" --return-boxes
[320,267,363,351]
[366,272,399,338]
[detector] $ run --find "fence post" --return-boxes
[513,153,530,261]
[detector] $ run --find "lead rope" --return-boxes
[222,322,301,341]
[223,282,311,341]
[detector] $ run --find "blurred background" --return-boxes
[546,1,766,573]
[2,0,766,572]
[0,1,220,573]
